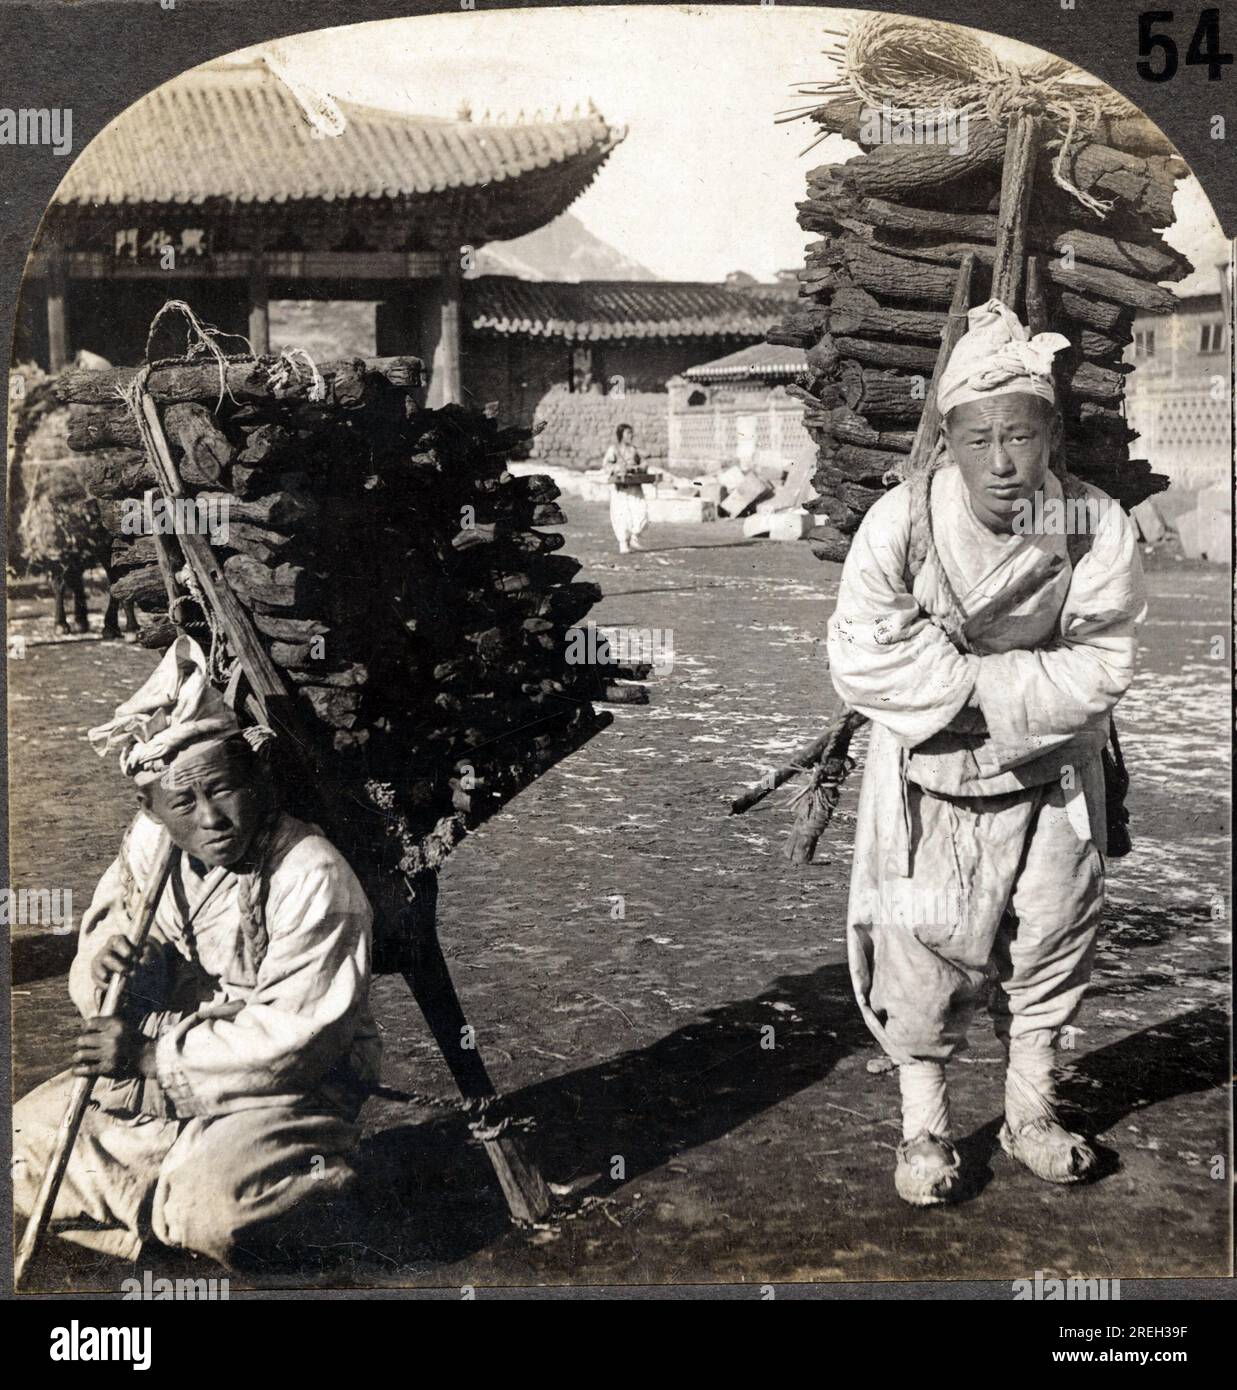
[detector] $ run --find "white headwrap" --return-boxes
[937,299,1070,418]
[88,635,256,787]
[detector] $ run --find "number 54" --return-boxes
[1138,9,1234,82]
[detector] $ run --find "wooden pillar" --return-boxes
[46,251,68,372]
[431,258,462,406]
[248,257,270,356]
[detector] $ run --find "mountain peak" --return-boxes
[471,211,658,282]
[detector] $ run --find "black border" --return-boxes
[1,0,1233,1302]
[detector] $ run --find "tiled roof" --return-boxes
[54,61,624,206]
[465,277,787,341]
[684,341,808,382]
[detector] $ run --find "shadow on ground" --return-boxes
[18,990,1228,1290]
[348,960,869,1265]
[954,1002,1228,1199]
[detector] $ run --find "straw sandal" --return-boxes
[894,1132,962,1206]
[1000,1117,1096,1183]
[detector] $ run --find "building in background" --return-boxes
[14,53,808,487]
[16,59,624,407]
[468,278,794,473]
[1125,278,1231,493]
[463,276,791,415]
[667,341,815,477]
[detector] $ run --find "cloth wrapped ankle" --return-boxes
[1001,1037,1096,1183]
[895,1062,960,1205]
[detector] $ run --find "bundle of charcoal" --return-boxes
[770,14,1192,558]
[56,340,647,964]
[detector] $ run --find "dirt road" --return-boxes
[8,503,1230,1289]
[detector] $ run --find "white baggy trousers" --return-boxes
[609,484,648,548]
[847,724,1107,1064]
[12,1071,360,1267]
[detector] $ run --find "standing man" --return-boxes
[12,637,381,1269]
[826,300,1146,1206]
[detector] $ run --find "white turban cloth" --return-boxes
[937,299,1071,418]
[88,635,245,786]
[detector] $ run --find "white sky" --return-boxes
[236,6,1227,290]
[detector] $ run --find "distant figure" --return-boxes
[603,423,651,555]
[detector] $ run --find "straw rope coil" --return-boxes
[816,14,1143,217]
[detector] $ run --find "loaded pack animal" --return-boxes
[10,361,138,639]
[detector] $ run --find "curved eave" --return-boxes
[468,320,772,342]
[684,366,806,383]
[52,134,622,209]
[48,63,626,215]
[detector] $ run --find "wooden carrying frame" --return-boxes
[729,114,1098,861]
[16,372,550,1288]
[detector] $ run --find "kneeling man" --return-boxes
[827,300,1145,1205]
[13,637,380,1269]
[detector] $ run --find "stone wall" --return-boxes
[1124,304,1231,492]
[524,386,669,472]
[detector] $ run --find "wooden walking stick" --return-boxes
[14,430,192,1290]
[14,831,180,1288]
[729,709,866,817]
